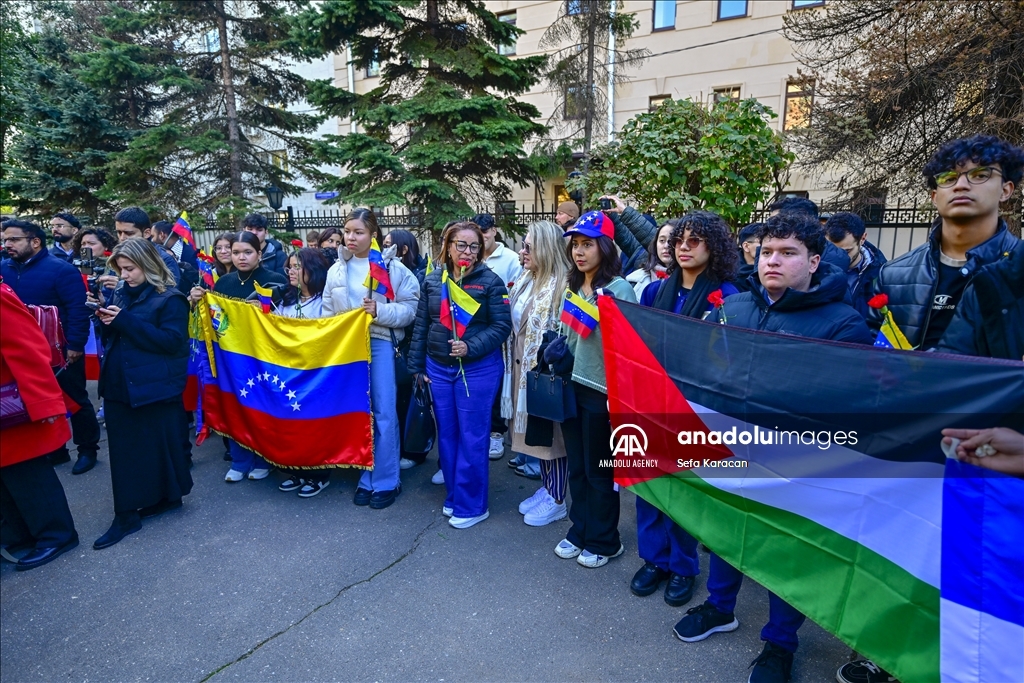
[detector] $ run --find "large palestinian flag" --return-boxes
[599,297,1024,683]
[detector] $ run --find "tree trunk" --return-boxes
[582,12,598,171]
[215,0,242,198]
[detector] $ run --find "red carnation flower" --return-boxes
[708,289,725,307]
[655,270,669,279]
[103,250,112,256]
[867,293,889,310]
[458,260,471,268]
[290,239,303,247]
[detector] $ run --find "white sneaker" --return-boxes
[248,468,270,480]
[554,538,582,559]
[431,468,445,485]
[577,544,625,568]
[442,506,453,517]
[399,458,416,470]
[449,511,489,529]
[488,434,504,459]
[524,498,567,527]
[518,486,550,514]
[225,469,244,483]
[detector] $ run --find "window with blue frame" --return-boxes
[653,0,676,31]
[717,0,748,20]
[793,0,825,8]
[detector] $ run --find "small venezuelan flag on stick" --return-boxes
[173,211,194,247]
[363,238,395,300]
[560,289,599,338]
[439,269,480,338]
[197,250,218,288]
[254,282,274,314]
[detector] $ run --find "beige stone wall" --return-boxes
[333,0,841,214]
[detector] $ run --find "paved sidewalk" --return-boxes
[1,429,851,682]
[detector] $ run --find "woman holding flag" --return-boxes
[323,209,419,510]
[556,211,636,567]
[409,222,511,528]
[210,231,287,482]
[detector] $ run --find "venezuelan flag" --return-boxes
[196,293,373,468]
[873,310,913,350]
[173,211,194,247]
[363,238,395,300]
[197,250,218,288]
[560,289,599,338]
[254,282,274,313]
[439,269,480,338]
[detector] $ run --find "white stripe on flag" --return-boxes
[940,598,1024,683]
[687,402,944,588]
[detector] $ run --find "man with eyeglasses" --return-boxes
[48,212,81,264]
[1,219,101,474]
[868,135,1022,351]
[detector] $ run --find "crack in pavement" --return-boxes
[199,515,440,682]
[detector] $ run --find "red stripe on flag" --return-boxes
[560,309,594,338]
[182,375,199,412]
[84,354,100,381]
[201,385,373,469]
[598,295,731,487]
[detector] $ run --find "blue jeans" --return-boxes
[358,338,401,493]
[230,440,268,475]
[511,452,541,477]
[636,497,699,577]
[428,351,503,518]
[707,552,806,653]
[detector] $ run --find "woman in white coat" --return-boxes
[323,208,420,509]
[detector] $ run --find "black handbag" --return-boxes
[403,382,436,454]
[390,328,413,385]
[525,363,577,423]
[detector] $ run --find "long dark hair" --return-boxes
[666,211,738,284]
[645,220,677,273]
[439,221,485,274]
[316,227,342,248]
[282,248,330,306]
[566,234,621,293]
[387,229,420,271]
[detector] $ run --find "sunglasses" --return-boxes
[672,236,705,249]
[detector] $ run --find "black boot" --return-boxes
[93,512,142,550]
[71,452,98,475]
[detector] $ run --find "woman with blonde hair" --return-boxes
[93,238,192,549]
[502,221,572,526]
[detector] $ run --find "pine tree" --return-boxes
[293,0,548,235]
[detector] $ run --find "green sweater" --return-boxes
[562,276,637,394]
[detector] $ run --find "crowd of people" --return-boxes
[2,134,1023,683]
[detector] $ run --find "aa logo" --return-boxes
[610,424,648,458]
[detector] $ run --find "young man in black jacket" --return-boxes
[825,212,887,318]
[869,135,1022,350]
[241,213,287,276]
[675,214,871,683]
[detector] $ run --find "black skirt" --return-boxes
[105,399,193,514]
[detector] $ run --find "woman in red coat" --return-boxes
[0,281,79,570]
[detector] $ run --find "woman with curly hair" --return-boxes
[629,210,739,607]
[639,211,739,315]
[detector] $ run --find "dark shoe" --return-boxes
[71,453,97,475]
[93,513,142,550]
[369,486,401,509]
[664,573,696,607]
[1,542,35,563]
[298,480,329,498]
[48,450,71,465]
[223,450,232,461]
[630,562,670,597]
[353,487,372,506]
[748,641,794,683]
[836,660,897,683]
[514,464,542,480]
[15,537,79,571]
[279,476,305,492]
[672,600,739,642]
[139,499,182,519]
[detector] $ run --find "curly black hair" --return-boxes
[923,135,1024,189]
[824,212,866,241]
[758,213,826,257]
[665,211,738,285]
[71,227,117,254]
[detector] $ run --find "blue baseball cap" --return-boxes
[563,210,615,240]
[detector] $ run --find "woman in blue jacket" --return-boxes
[94,238,192,550]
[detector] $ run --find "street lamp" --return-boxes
[265,185,284,211]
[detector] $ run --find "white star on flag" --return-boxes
[246,378,255,388]
[262,372,270,381]
[286,390,296,400]
[279,381,286,390]
[290,402,301,411]
[272,374,280,384]
[239,388,248,398]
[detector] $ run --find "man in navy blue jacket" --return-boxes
[2,220,102,474]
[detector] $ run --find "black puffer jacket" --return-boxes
[937,240,1024,361]
[734,241,852,296]
[869,219,1020,349]
[708,263,872,344]
[408,264,512,373]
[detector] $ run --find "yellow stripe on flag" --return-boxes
[254,282,273,300]
[881,310,913,350]
[204,293,370,370]
[443,270,482,318]
[565,289,599,322]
